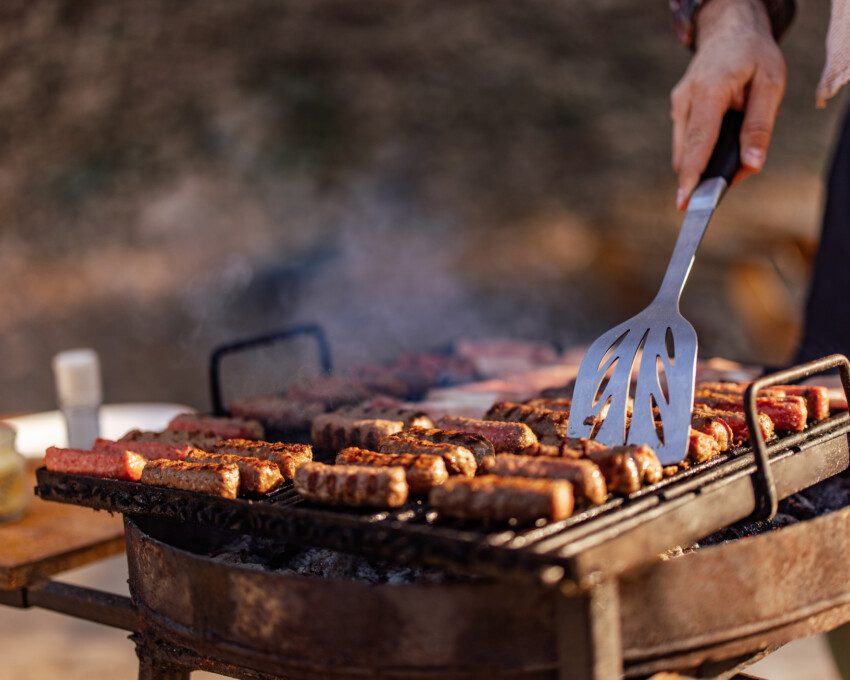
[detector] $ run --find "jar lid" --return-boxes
[52,348,102,407]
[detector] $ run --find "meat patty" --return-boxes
[140,459,240,499]
[402,426,496,467]
[429,475,573,521]
[167,413,264,440]
[44,446,146,481]
[335,447,448,493]
[378,434,477,476]
[485,401,569,442]
[294,462,409,508]
[482,453,608,505]
[211,439,313,479]
[185,449,283,494]
[311,413,404,452]
[435,416,537,453]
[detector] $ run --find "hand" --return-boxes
[671,0,786,209]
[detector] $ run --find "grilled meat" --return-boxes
[311,414,404,451]
[690,415,734,452]
[140,459,240,499]
[485,401,569,442]
[429,475,573,521]
[482,453,607,505]
[402,426,495,467]
[584,447,642,495]
[229,394,325,432]
[285,376,375,409]
[167,413,264,440]
[378,434,476,476]
[44,446,146,481]
[520,441,583,458]
[695,392,807,432]
[119,429,219,450]
[185,448,283,494]
[335,447,448,493]
[436,416,537,453]
[94,438,189,461]
[771,385,830,421]
[688,428,721,463]
[294,461,409,508]
[211,439,312,480]
[522,397,572,413]
[691,406,774,444]
[335,399,434,429]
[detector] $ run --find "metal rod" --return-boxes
[24,580,137,631]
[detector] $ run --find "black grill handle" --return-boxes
[744,353,850,521]
[209,324,333,416]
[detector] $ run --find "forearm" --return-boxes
[671,0,796,48]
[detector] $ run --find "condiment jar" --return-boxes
[0,423,28,523]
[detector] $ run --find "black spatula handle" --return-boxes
[700,109,744,185]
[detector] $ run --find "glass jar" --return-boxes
[0,423,28,523]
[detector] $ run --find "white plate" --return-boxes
[2,403,194,458]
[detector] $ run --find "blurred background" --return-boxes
[0,0,843,414]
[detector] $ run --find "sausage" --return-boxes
[378,435,476,476]
[211,439,313,480]
[166,413,265,440]
[584,448,642,495]
[522,397,572,413]
[482,453,607,505]
[688,428,721,463]
[628,444,663,484]
[185,448,283,494]
[690,415,734,452]
[429,475,573,521]
[770,385,830,422]
[229,394,326,432]
[140,459,240,499]
[335,403,434,429]
[94,438,190,461]
[44,446,146,481]
[520,441,584,458]
[311,413,404,451]
[119,429,219,450]
[435,416,537,453]
[403,426,496,467]
[335,447,447,493]
[692,406,775,444]
[695,393,807,432]
[485,402,569,441]
[294,462,408,508]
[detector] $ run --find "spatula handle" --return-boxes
[700,109,744,185]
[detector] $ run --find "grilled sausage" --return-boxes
[485,402,569,442]
[119,429,219,450]
[688,428,721,463]
[770,385,830,421]
[335,403,434,429]
[436,417,537,453]
[229,394,326,432]
[628,444,663,484]
[335,447,447,493]
[403,426,496,467]
[692,406,775,444]
[584,448,642,495]
[429,475,573,521]
[311,413,404,451]
[522,397,572,413]
[94,438,190,461]
[185,448,283,494]
[520,441,586,458]
[211,439,313,480]
[378,434,476,476]
[140,459,240,499]
[44,446,146,481]
[482,453,607,505]
[695,393,807,432]
[294,461,408,508]
[167,413,265,440]
[690,415,734,452]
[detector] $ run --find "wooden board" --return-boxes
[0,462,124,589]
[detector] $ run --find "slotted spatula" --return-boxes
[568,110,744,465]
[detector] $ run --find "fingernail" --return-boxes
[742,147,765,170]
[676,188,687,210]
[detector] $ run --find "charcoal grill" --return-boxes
[24,331,850,679]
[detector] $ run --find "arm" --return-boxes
[671,0,792,209]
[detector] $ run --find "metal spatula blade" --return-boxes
[568,111,744,465]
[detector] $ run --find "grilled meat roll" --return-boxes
[690,415,734,452]
[140,459,240,499]
[294,462,409,508]
[522,397,572,413]
[229,394,326,432]
[687,428,721,463]
[429,475,573,521]
[167,413,264,440]
[311,414,404,452]
[335,447,448,493]
[335,401,434,429]
[584,447,643,495]
[482,453,607,505]
[94,438,190,461]
[378,434,476,476]
[119,429,219,450]
[185,448,283,494]
[485,401,569,442]
[45,446,146,482]
[211,439,312,479]
[436,416,537,453]
[695,392,807,432]
[691,406,775,444]
[402,426,496,467]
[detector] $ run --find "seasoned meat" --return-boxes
[482,453,607,505]
[695,392,807,432]
[119,429,220,450]
[403,426,496,467]
[563,437,611,456]
[335,400,434,429]
[229,394,326,432]
[627,445,663,484]
[485,401,569,441]
[691,406,774,444]
[690,415,734,452]
[285,377,375,409]
[44,446,146,481]
[429,475,573,521]
[688,428,721,463]
[94,438,190,461]
[335,447,448,493]
[520,441,584,459]
[378,434,476,476]
[185,449,283,494]
[140,459,240,499]
[584,447,642,495]
[311,414,404,451]
[523,397,572,413]
[772,385,830,421]
[436,416,537,453]
[211,439,312,480]
[294,462,408,508]
[167,413,264,440]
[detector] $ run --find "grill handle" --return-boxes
[209,324,333,416]
[744,353,850,521]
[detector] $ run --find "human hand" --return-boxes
[671,0,786,209]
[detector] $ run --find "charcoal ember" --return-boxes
[289,548,382,583]
[698,513,799,547]
[779,494,818,520]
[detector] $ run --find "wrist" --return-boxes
[696,0,773,48]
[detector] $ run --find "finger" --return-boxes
[731,167,753,187]
[739,67,785,172]
[676,94,727,210]
[671,84,691,173]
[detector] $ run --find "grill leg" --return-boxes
[137,656,190,680]
[557,576,622,680]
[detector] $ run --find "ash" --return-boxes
[209,535,456,584]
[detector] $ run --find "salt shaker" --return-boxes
[52,348,102,449]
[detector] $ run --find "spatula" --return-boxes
[568,110,744,465]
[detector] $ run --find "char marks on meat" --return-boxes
[482,453,607,505]
[211,439,312,480]
[229,395,325,432]
[294,461,409,508]
[429,475,573,521]
[435,416,537,453]
[185,448,283,494]
[311,413,404,451]
[485,401,569,442]
[167,413,264,440]
[378,434,477,476]
[402,426,495,467]
[140,459,240,499]
[335,447,447,493]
